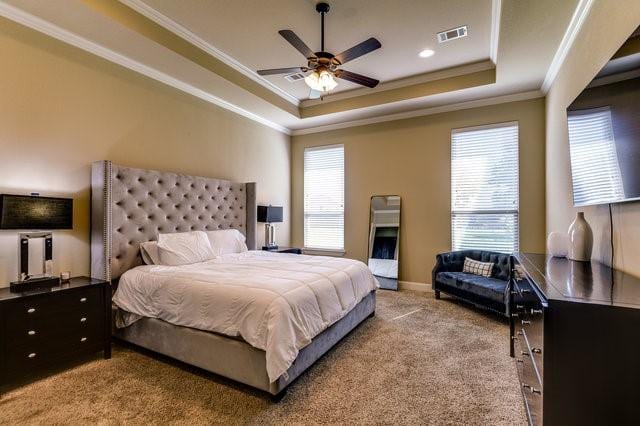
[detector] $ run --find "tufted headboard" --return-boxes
[90,161,256,282]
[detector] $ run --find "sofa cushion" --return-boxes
[436,271,508,303]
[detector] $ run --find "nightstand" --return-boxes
[262,246,302,254]
[0,277,111,386]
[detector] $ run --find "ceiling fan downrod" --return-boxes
[316,2,330,52]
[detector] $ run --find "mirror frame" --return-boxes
[367,195,401,291]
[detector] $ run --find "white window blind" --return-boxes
[304,145,344,250]
[451,123,519,253]
[567,107,624,206]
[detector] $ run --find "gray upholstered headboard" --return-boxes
[90,161,256,281]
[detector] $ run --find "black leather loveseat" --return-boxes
[432,250,513,316]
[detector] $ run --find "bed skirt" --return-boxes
[113,291,376,396]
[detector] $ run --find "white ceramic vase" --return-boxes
[547,231,569,258]
[567,212,593,262]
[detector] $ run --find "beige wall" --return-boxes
[292,98,546,284]
[0,19,290,286]
[545,1,640,274]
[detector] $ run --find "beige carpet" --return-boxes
[0,291,526,425]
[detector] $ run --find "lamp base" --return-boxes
[262,245,279,251]
[10,276,60,293]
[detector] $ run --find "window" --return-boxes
[304,144,344,250]
[567,107,624,206]
[451,123,519,253]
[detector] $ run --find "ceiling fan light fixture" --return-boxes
[305,69,338,92]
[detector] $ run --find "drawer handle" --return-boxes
[27,308,36,314]
[28,353,37,359]
[521,351,530,357]
[28,330,36,336]
[532,347,542,354]
[516,304,524,309]
[521,320,531,325]
[516,359,523,364]
[516,331,523,336]
[522,383,542,395]
[80,297,87,303]
[80,337,87,342]
[80,317,87,323]
[530,309,543,315]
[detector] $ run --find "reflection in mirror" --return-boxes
[368,195,400,290]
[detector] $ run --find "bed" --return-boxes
[90,161,377,399]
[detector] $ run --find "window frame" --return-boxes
[303,143,345,252]
[450,121,520,253]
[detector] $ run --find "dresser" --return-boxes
[511,253,640,425]
[0,277,111,385]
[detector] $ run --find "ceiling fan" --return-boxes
[257,2,381,100]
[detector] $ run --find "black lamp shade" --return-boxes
[0,194,73,230]
[257,205,283,223]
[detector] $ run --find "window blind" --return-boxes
[451,123,519,253]
[304,145,344,250]
[567,107,624,206]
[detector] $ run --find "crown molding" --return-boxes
[291,90,542,136]
[118,0,300,107]
[541,0,594,93]
[301,60,495,108]
[490,0,501,64]
[0,1,291,135]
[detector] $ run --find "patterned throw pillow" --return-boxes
[463,257,494,278]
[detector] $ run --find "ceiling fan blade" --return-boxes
[334,69,379,88]
[308,89,322,100]
[278,30,316,59]
[334,38,381,64]
[257,67,305,76]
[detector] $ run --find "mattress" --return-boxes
[113,250,378,382]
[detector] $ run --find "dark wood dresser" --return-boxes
[0,277,111,386]
[511,253,640,425]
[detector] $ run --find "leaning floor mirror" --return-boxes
[367,195,401,290]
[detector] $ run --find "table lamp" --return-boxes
[0,194,73,292]
[257,205,283,250]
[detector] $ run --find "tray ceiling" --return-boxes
[0,0,583,133]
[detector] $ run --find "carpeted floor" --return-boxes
[0,291,526,425]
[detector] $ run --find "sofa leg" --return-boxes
[434,290,441,300]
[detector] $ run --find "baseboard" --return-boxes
[398,281,433,293]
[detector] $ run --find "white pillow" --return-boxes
[205,229,248,256]
[157,231,215,266]
[140,241,161,265]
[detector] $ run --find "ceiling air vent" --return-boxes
[437,26,468,43]
[284,73,306,82]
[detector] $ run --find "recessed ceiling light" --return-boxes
[419,49,435,58]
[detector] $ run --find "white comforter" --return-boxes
[113,251,378,382]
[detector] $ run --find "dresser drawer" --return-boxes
[5,287,101,323]
[519,308,543,356]
[6,311,103,347]
[4,326,103,375]
[519,351,543,425]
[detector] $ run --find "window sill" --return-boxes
[303,248,346,257]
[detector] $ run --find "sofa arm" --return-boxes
[432,250,469,285]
